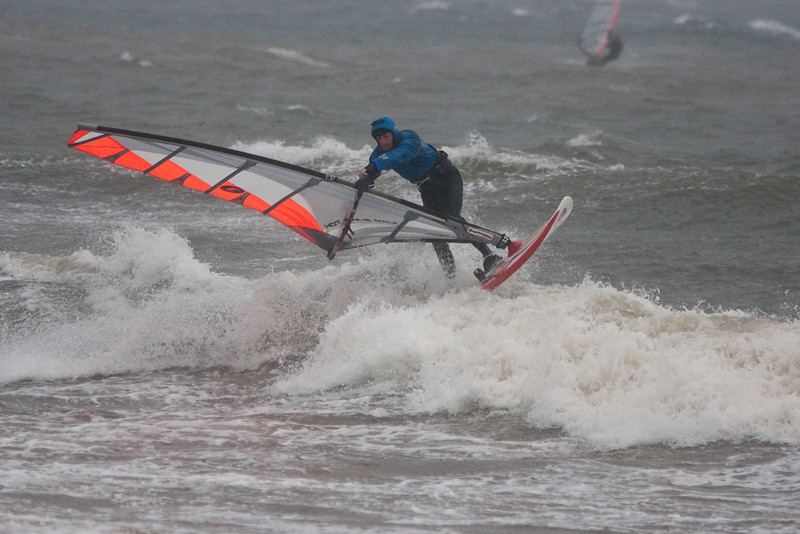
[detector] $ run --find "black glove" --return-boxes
[356,162,379,193]
[355,175,374,194]
[364,162,379,180]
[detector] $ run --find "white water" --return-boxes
[231,133,589,175]
[265,47,331,68]
[750,19,800,41]
[3,227,798,451]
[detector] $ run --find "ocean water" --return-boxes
[1,0,799,532]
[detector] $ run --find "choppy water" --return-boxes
[1,1,799,532]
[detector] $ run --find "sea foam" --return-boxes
[277,279,800,449]
[3,225,798,449]
[266,47,330,68]
[750,19,800,41]
[232,133,588,179]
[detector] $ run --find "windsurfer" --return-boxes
[584,30,624,66]
[357,116,502,278]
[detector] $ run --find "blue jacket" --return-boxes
[368,116,438,183]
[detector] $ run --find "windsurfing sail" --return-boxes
[67,125,509,257]
[578,0,623,64]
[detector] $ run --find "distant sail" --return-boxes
[579,0,623,64]
[67,125,507,256]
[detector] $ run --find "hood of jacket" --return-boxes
[370,115,400,143]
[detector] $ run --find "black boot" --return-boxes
[483,254,502,273]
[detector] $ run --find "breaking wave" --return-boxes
[232,133,592,179]
[2,226,798,450]
[266,47,331,68]
[750,19,800,41]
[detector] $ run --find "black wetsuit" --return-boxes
[604,38,623,63]
[419,152,493,274]
[365,116,496,277]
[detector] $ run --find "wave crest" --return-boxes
[278,279,800,449]
[750,19,800,40]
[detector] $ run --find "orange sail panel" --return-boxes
[144,160,209,192]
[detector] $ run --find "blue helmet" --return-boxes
[370,115,399,140]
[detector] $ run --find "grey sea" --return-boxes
[2,1,799,532]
